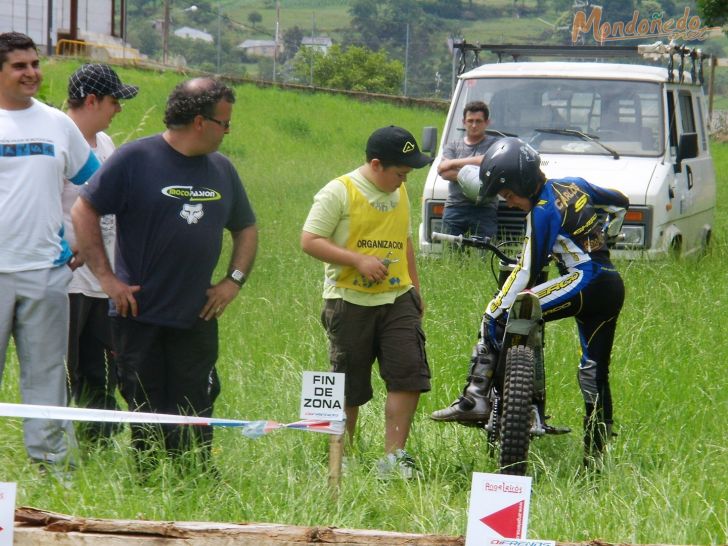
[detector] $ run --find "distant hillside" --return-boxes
[123,0,727,100]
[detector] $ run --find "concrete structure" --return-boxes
[301,36,332,54]
[174,26,213,43]
[237,39,280,58]
[0,0,126,53]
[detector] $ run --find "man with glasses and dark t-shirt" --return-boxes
[72,77,258,468]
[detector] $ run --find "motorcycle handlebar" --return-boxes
[431,232,517,264]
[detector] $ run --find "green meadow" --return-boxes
[1,59,727,544]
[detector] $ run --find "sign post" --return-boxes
[300,371,345,494]
[0,482,16,546]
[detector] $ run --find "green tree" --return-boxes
[168,35,217,68]
[128,0,162,18]
[697,0,728,26]
[292,44,403,94]
[127,23,161,57]
[248,11,263,27]
[347,0,446,96]
[281,26,304,63]
[185,1,216,26]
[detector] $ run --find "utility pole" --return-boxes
[122,0,128,60]
[309,11,315,86]
[46,0,53,56]
[162,0,170,64]
[216,1,222,73]
[273,0,280,82]
[404,23,410,96]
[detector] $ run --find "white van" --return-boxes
[419,43,716,258]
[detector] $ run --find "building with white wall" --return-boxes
[0,0,125,53]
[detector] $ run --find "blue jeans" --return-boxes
[442,203,497,239]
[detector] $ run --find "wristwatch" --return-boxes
[227,269,246,287]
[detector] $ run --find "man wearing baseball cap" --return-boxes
[62,64,138,441]
[68,63,139,101]
[301,125,433,479]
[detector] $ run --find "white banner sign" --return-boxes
[466,473,533,546]
[0,482,16,546]
[300,371,345,421]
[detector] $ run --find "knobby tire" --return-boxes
[499,345,534,475]
[486,394,500,455]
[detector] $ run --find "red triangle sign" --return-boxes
[480,500,525,538]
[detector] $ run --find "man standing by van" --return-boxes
[438,101,499,239]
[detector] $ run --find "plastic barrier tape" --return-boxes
[0,403,345,439]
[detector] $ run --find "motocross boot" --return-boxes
[430,343,496,424]
[535,397,571,435]
[582,407,613,469]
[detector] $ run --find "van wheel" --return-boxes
[702,229,712,250]
[669,236,682,259]
[697,229,712,258]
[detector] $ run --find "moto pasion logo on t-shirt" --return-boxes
[161,185,222,225]
[161,185,222,202]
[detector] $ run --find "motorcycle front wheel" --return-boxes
[499,345,534,475]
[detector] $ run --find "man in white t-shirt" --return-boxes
[0,32,100,470]
[61,64,138,442]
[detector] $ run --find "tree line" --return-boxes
[123,0,726,98]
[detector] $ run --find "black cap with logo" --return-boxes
[68,64,139,100]
[366,125,433,169]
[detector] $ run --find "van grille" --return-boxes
[496,203,527,242]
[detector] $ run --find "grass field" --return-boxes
[1,59,727,544]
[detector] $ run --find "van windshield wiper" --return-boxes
[456,128,518,137]
[533,128,620,160]
[486,129,518,138]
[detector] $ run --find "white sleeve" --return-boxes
[62,113,98,184]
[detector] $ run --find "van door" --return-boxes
[687,92,716,249]
[666,88,715,253]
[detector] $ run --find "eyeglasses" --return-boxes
[202,115,231,129]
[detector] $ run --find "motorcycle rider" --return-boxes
[431,137,629,466]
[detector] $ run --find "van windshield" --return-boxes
[449,77,663,157]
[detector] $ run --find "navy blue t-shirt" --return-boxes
[81,134,256,328]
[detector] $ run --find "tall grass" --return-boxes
[1,59,726,544]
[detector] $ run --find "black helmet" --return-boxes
[479,137,543,199]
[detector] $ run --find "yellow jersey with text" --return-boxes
[334,174,411,293]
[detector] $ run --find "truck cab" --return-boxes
[419,43,716,258]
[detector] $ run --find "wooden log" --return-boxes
[15,506,465,545]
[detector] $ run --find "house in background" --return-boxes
[0,0,139,59]
[174,26,213,43]
[301,36,332,54]
[237,39,281,58]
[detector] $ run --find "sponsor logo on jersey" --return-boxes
[180,203,204,224]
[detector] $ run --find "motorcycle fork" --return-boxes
[500,292,547,432]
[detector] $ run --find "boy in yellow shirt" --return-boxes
[301,126,432,478]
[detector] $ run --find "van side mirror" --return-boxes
[421,126,438,157]
[674,132,698,173]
